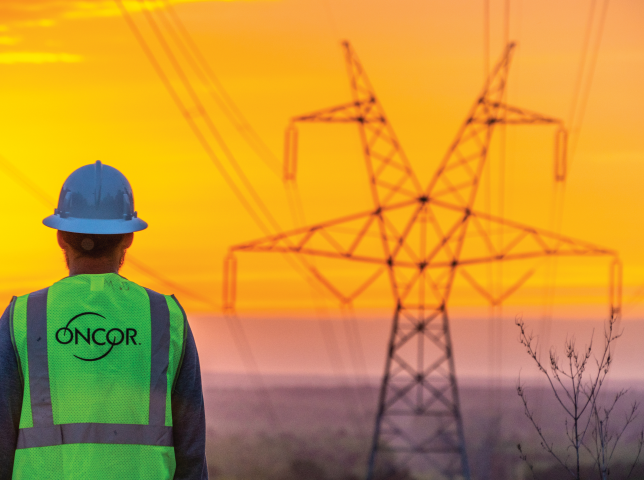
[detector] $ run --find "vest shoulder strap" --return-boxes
[8,296,21,385]
[169,294,189,393]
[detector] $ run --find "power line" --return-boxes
[137,0,283,234]
[225,311,280,428]
[315,306,369,435]
[118,0,330,304]
[116,0,283,426]
[320,0,341,39]
[157,1,321,283]
[117,0,347,428]
[567,0,597,130]
[622,284,644,315]
[114,0,274,236]
[284,179,370,427]
[340,304,376,411]
[490,0,512,421]
[282,127,372,425]
[483,0,493,412]
[534,0,607,425]
[503,0,510,47]
[158,0,326,277]
[541,0,607,319]
[569,0,610,167]
[484,0,490,81]
[160,0,282,176]
[147,2,339,299]
[0,156,56,208]
[539,0,611,359]
[126,257,215,307]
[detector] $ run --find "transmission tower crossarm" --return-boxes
[291,100,373,124]
[458,202,616,255]
[414,198,617,271]
[230,198,419,260]
[234,244,395,267]
[479,100,564,126]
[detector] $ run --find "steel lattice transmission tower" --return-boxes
[224,42,621,479]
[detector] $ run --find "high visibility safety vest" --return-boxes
[9,273,187,480]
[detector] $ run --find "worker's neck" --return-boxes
[66,254,122,276]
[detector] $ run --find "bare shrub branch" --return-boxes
[515,315,643,480]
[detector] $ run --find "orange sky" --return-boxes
[0,0,642,329]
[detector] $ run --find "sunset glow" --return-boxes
[0,0,642,329]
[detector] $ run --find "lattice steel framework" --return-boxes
[224,42,621,479]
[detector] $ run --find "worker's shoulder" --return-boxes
[138,284,188,316]
[111,277,189,319]
[15,274,186,309]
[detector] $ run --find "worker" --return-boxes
[0,161,208,479]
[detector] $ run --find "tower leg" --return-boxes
[366,306,470,480]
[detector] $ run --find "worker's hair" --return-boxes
[59,231,128,259]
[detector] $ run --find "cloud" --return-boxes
[65,0,236,20]
[0,51,83,64]
[0,1,247,65]
[0,0,241,27]
[0,2,66,27]
[0,36,20,46]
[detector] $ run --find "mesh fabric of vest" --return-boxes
[10,273,186,480]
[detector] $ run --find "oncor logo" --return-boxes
[55,312,138,362]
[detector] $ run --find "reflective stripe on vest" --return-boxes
[15,287,174,449]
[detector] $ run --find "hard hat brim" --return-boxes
[43,215,148,234]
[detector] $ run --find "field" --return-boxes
[203,374,644,480]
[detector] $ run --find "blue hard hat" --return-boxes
[43,161,148,234]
